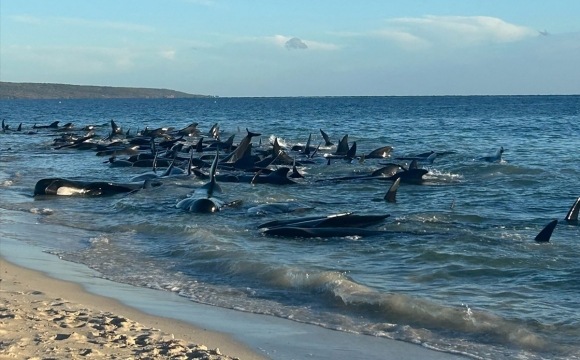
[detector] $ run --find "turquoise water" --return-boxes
[1,96,579,359]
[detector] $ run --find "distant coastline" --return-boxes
[0,82,213,100]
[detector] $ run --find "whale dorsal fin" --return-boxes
[207,149,220,196]
[290,157,304,179]
[384,177,401,202]
[187,150,194,176]
[335,134,349,155]
[272,138,281,157]
[195,137,204,152]
[565,197,580,223]
[304,133,312,155]
[535,220,558,243]
[223,134,235,148]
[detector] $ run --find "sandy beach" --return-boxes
[0,257,266,360]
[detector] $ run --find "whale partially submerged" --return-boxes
[479,147,504,162]
[259,212,391,238]
[176,150,241,213]
[33,178,160,196]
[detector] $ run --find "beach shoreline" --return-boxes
[0,255,266,359]
[0,232,468,360]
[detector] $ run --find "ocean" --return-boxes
[1,96,579,359]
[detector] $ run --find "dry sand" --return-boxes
[0,257,267,360]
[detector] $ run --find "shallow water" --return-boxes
[1,96,579,359]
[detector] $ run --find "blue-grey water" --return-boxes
[0,96,579,359]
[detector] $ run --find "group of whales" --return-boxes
[5,118,576,241]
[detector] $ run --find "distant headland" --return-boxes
[0,82,213,100]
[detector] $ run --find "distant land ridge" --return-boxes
[0,82,212,100]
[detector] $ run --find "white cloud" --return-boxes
[9,14,154,32]
[160,50,176,60]
[334,15,537,50]
[55,17,155,32]
[10,15,41,24]
[372,29,429,50]
[387,15,537,45]
[1,45,144,75]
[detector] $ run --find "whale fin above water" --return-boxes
[195,137,204,152]
[334,135,349,155]
[535,220,558,243]
[384,177,401,202]
[345,141,357,160]
[289,157,304,178]
[320,129,334,146]
[304,133,312,155]
[309,143,321,159]
[206,149,221,196]
[228,128,261,163]
[565,197,580,223]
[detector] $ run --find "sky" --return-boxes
[1,0,579,97]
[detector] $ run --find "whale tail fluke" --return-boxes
[345,141,357,160]
[246,128,262,138]
[535,220,558,243]
[320,129,334,146]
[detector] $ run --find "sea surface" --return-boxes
[0,96,579,359]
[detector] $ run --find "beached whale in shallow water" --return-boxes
[259,213,391,238]
[33,178,160,196]
[32,121,60,129]
[176,150,241,213]
[250,168,297,185]
[247,202,313,216]
[258,213,390,229]
[263,227,387,238]
[366,146,393,159]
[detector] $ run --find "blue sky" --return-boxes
[1,0,579,96]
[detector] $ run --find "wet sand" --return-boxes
[0,257,266,359]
